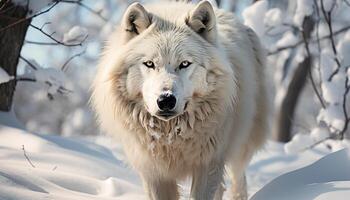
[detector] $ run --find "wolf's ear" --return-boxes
[122,2,151,41]
[187,1,216,43]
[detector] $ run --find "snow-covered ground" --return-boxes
[0,125,143,200]
[251,148,350,200]
[0,124,349,200]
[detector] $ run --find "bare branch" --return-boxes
[339,77,350,139]
[19,55,37,70]
[25,40,60,45]
[320,0,342,81]
[40,22,51,30]
[298,133,339,152]
[61,50,85,71]
[301,22,326,109]
[16,77,73,95]
[0,1,59,33]
[313,0,324,99]
[29,24,87,47]
[22,145,36,168]
[60,0,108,22]
[268,25,350,55]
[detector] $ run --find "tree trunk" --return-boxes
[272,57,312,142]
[0,1,30,111]
[272,17,314,142]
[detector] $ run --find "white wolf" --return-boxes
[92,1,269,199]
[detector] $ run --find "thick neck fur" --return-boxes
[110,67,228,152]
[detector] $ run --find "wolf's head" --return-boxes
[105,1,233,122]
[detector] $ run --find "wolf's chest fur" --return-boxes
[138,114,220,169]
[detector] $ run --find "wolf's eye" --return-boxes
[143,60,155,69]
[179,60,192,70]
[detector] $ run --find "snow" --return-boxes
[0,67,14,84]
[34,68,65,85]
[0,125,143,200]
[320,49,337,81]
[319,48,347,105]
[33,67,67,96]
[242,0,268,38]
[1,124,348,200]
[293,0,314,28]
[284,133,314,154]
[318,104,346,131]
[310,127,329,142]
[251,148,350,200]
[275,31,299,48]
[284,127,332,154]
[63,26,88,44]
[264,8,283,27]
[337,30,350,67]
[62,108,94,136]
[321,73,346,104]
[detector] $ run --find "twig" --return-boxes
[16,77,72,95]
[320,0,342,81]
[301,23,326,108]
[60,0,108,22]
[16,57,73,95]
[29,24,87,47]
[269,25,350,55]
[22,145,36,168]
[25,40,60,45]
[300,136,331,152]
[19,55,37,70]
[339,77,350,139]
[299,124,346,152]
[0,1,59,33]
[313,0,324,99]
[40,22,51,30]
[61,50,85,71]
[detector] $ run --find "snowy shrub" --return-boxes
[244,0,350,152]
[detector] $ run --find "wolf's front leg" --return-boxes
[190,160,225,200]
[231,172,247,200]
[142,176,179,200]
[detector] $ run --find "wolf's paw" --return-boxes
[232,193,248,200]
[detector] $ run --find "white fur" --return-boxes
[91,1,269,200]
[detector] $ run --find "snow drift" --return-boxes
[251,148,350,200]
[0,125,143,200]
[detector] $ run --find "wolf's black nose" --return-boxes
[157,93,176,111]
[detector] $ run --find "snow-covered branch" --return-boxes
[268,25,350,55]
[29,24,88,47]
[246,0,350,151]
[17,55,76,100]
